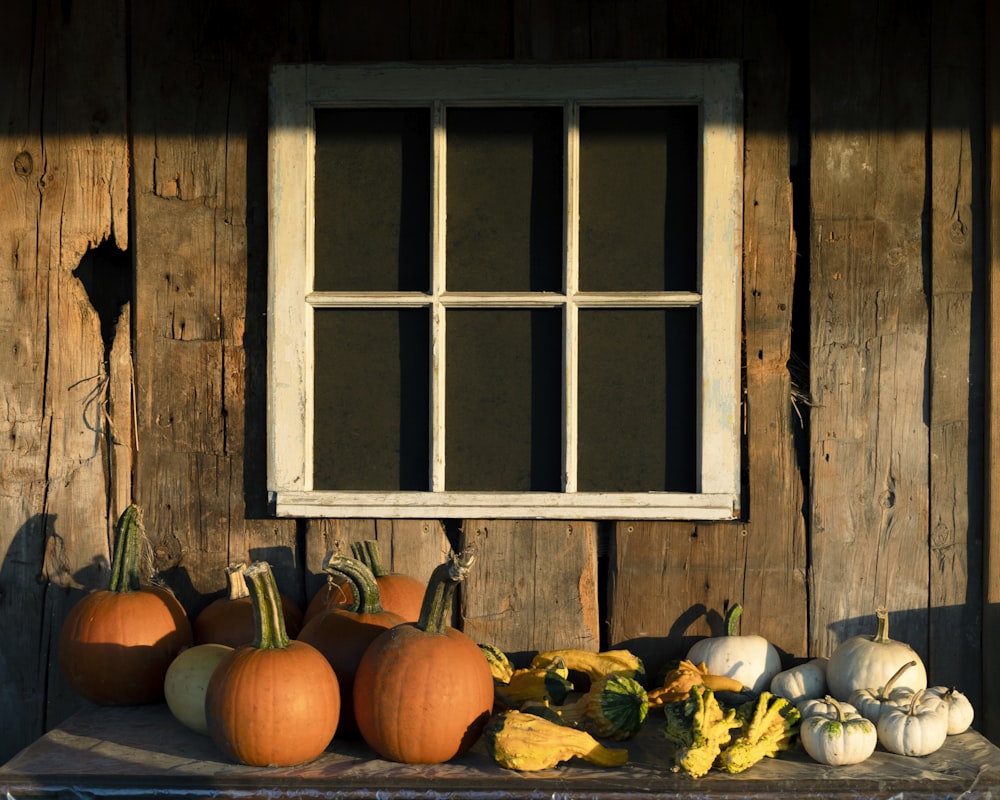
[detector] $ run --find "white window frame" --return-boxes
[268,61,743,520]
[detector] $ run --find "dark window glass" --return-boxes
[445,309,562,491]
[313,308,429,490]
[447,107,564,292]
[578,308,697,492]
[314,108,431,292]
[579,106,699,292]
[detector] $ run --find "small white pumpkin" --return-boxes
[847,659,918,725]
[770,657,828,704]
[686,604,781,694]
[164,642,234,734]
[922,686,974,735]
[798,695,861,720]
[876,688,949,757]
[800,695,878,766]
[826,607,927,701]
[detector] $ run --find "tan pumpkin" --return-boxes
[164,643,234,734]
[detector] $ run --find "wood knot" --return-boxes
[13,151,33,177]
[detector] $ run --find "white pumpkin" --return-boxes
[826,607,927,701]
[876,689,949,756]
[164,642,234,734]
[847,659,919,725]
[798,695,861,719]
[923,686,975,735]
[770,657,828,704]
[800,696,877,766]
[686,604,781,694]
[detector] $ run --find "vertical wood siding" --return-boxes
[0,0,989,763]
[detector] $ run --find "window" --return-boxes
[268,62,743,520]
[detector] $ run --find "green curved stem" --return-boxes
[108,505,143,594]
[724,603,744,637]
[418,550,475,635]
[245,561,290,650]
[323,554,383,615]
[352,539,390,578]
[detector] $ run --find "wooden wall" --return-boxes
[0,0,990,764]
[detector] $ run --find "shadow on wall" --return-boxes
[615,603,979,708]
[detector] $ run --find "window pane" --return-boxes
[446,107,563,292]
[578,309,697,492]
[314,108,430,292]
[578,106,699,292]
[313,309,429,490]
[446,309,562,490]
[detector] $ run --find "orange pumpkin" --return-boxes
[205,561,340,767]
[351,539,425,622]
[194,561,303,646]
[297,555,404,737]
[303,558,355,625]
[59,505,193,705]
[353,550,493,764]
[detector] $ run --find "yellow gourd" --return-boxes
[485,709,629,771]
[530,648,645,684]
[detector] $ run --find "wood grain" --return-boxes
[809,0,931,660]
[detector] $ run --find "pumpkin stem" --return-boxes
[825,695,848,723]
[872,606,891,643]
[723,603,743,637]
[324,554,384,615]
[225,562,251,601]
[352,539,390,579]
[417,549,475,635]
[108,504,144,594]
[907,688,925,715]
[879,660,916,697]
[244,561,290,650]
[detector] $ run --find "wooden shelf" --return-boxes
[2,703,999,799]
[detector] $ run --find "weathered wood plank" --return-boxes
[587,0,669,59]
[460,520,600,662]
[0,0,129,764]
[984,0,1000,745]
[409,0,512,59]
[308,0,411,60]
[809,0,931,660]
[605,1,808,679]
[511,0,591,59]
[129,2,300,618]
[928,0,983,719]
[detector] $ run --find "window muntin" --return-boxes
[268,62,743,520]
